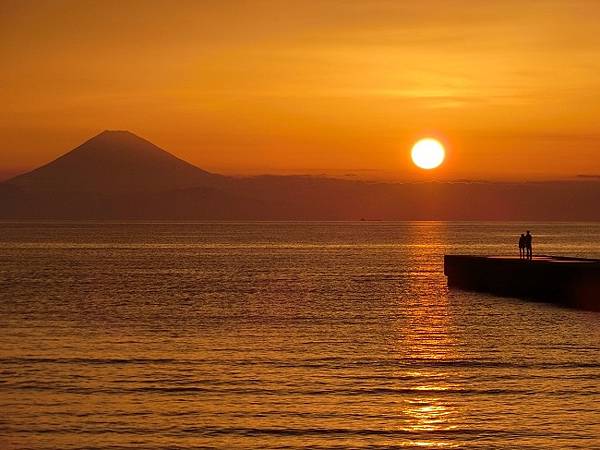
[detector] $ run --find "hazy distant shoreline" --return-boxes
[1,131,599,221]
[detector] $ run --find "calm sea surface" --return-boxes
[1,221,600,449]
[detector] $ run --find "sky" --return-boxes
[1,0,600,181]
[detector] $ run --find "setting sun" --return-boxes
[411,138,445,170]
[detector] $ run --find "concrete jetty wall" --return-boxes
[444,255,600,310]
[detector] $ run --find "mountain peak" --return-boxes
[7,130,220,193]
[96,129,147,140]
[80,129,164,152]
[101,129,132,134]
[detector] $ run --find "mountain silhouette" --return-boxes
[1,131,599,220]
[8,130,222,193]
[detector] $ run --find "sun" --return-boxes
[411,138,445,170]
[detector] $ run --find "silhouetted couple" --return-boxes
[519,231,533,260]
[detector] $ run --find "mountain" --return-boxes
[7,130,222,193]
[1,131,599,220]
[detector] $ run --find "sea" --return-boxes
[1,221,600,449]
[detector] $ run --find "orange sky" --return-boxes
[1,0,600,181]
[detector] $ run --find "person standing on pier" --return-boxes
[519,233,526,259]
[525,230,533,260]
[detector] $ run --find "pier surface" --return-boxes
[444,255,600,310]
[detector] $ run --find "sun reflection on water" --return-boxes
[4,222,600,448]
[392,222,462,447]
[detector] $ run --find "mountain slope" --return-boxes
[1,131,599,220]
[7,130,222,193]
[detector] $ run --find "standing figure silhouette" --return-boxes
[518,233,526,259]
[525,230,533,260]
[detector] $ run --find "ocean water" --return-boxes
[1,221,600,449]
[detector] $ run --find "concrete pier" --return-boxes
[444,255,600,310]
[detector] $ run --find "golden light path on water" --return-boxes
[1,221,600,448]
[391,223,459,447]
